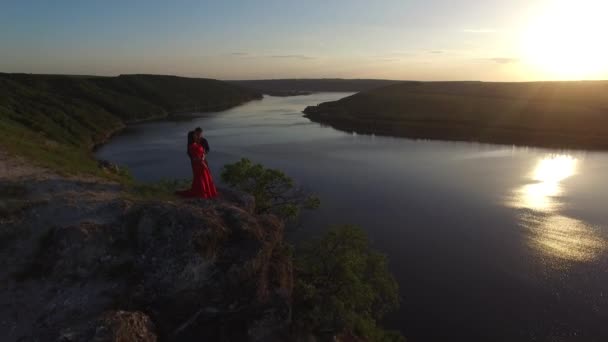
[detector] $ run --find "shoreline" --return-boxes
[302,80,608,152]
[91,97,261,153]
[303,110,608,152]
[91,113,170,152]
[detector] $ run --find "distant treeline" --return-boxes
[229,79,402,95]
[304,80,608,150]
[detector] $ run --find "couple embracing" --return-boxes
[177,127,218,198]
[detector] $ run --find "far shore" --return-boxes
[303,80,608,151]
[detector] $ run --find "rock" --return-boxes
[2,193,292,341]
[124,200,291,341]
[97,160,121,174]
[60,311,157,342]
[218,187,256,214]
[90,311,157,342]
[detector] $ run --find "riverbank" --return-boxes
[304,80,608,150]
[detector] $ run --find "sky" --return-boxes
[1,0,607,81]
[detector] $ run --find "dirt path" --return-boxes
[0,150,50,181]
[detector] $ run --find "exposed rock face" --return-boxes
[69,310,158,342]
[0,176,292,342]
[125,200,292,341]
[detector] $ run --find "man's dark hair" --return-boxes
[195,127,203,133]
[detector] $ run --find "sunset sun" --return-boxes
[521,0,608,80]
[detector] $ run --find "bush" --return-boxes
[220,158,319,219]
[293,225,403,341]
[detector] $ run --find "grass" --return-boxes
[127,178,191,201]
[0,114,124,180]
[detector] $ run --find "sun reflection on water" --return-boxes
[512,155,578,212]
[520,214,604,263]
[509,154,605,264]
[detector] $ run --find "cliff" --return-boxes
[304,80,608,150]
[0,155,292,341]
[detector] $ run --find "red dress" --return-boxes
[178,143,218,198]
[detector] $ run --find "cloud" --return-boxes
[486,57,519,64]
[378,58,400,62]
[229,52,249,56]
[374,52,413,61]
[429,50,443,54]
[269,54,316,60]
[384,51,413,57]
[462,29,496,34]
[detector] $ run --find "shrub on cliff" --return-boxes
[221,160,401,339]
[220,158,319,219]
[293,225,403,342]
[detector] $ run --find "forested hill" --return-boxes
[229,78,402,95]
[0,73,261,173]
[304,80,608,150]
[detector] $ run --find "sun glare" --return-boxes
[511,155,578,212]
[521,0,608,80]
[511,155,606,264]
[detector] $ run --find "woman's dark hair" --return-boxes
[187,131,195,157]
[187,131,195,145]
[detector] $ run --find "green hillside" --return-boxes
[304,81,608,150]
[0,73,261,175]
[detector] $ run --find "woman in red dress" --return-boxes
[177,132,218,198]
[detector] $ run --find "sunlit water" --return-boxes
[97,93,608,341]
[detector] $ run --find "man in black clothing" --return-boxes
[194,127,210,153]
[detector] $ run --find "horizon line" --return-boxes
[2,71,607,83]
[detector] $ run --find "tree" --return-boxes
[293,225,404,341]
[221,158,319,219]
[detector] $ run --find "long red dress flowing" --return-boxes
[178,142,218,198]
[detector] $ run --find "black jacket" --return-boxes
[200,137,210,154]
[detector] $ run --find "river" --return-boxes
[96,93,608,341]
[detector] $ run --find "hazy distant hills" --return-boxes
[304,80,608,150]
[229,79,402,96]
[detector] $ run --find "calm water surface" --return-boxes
[97,93,608,341]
